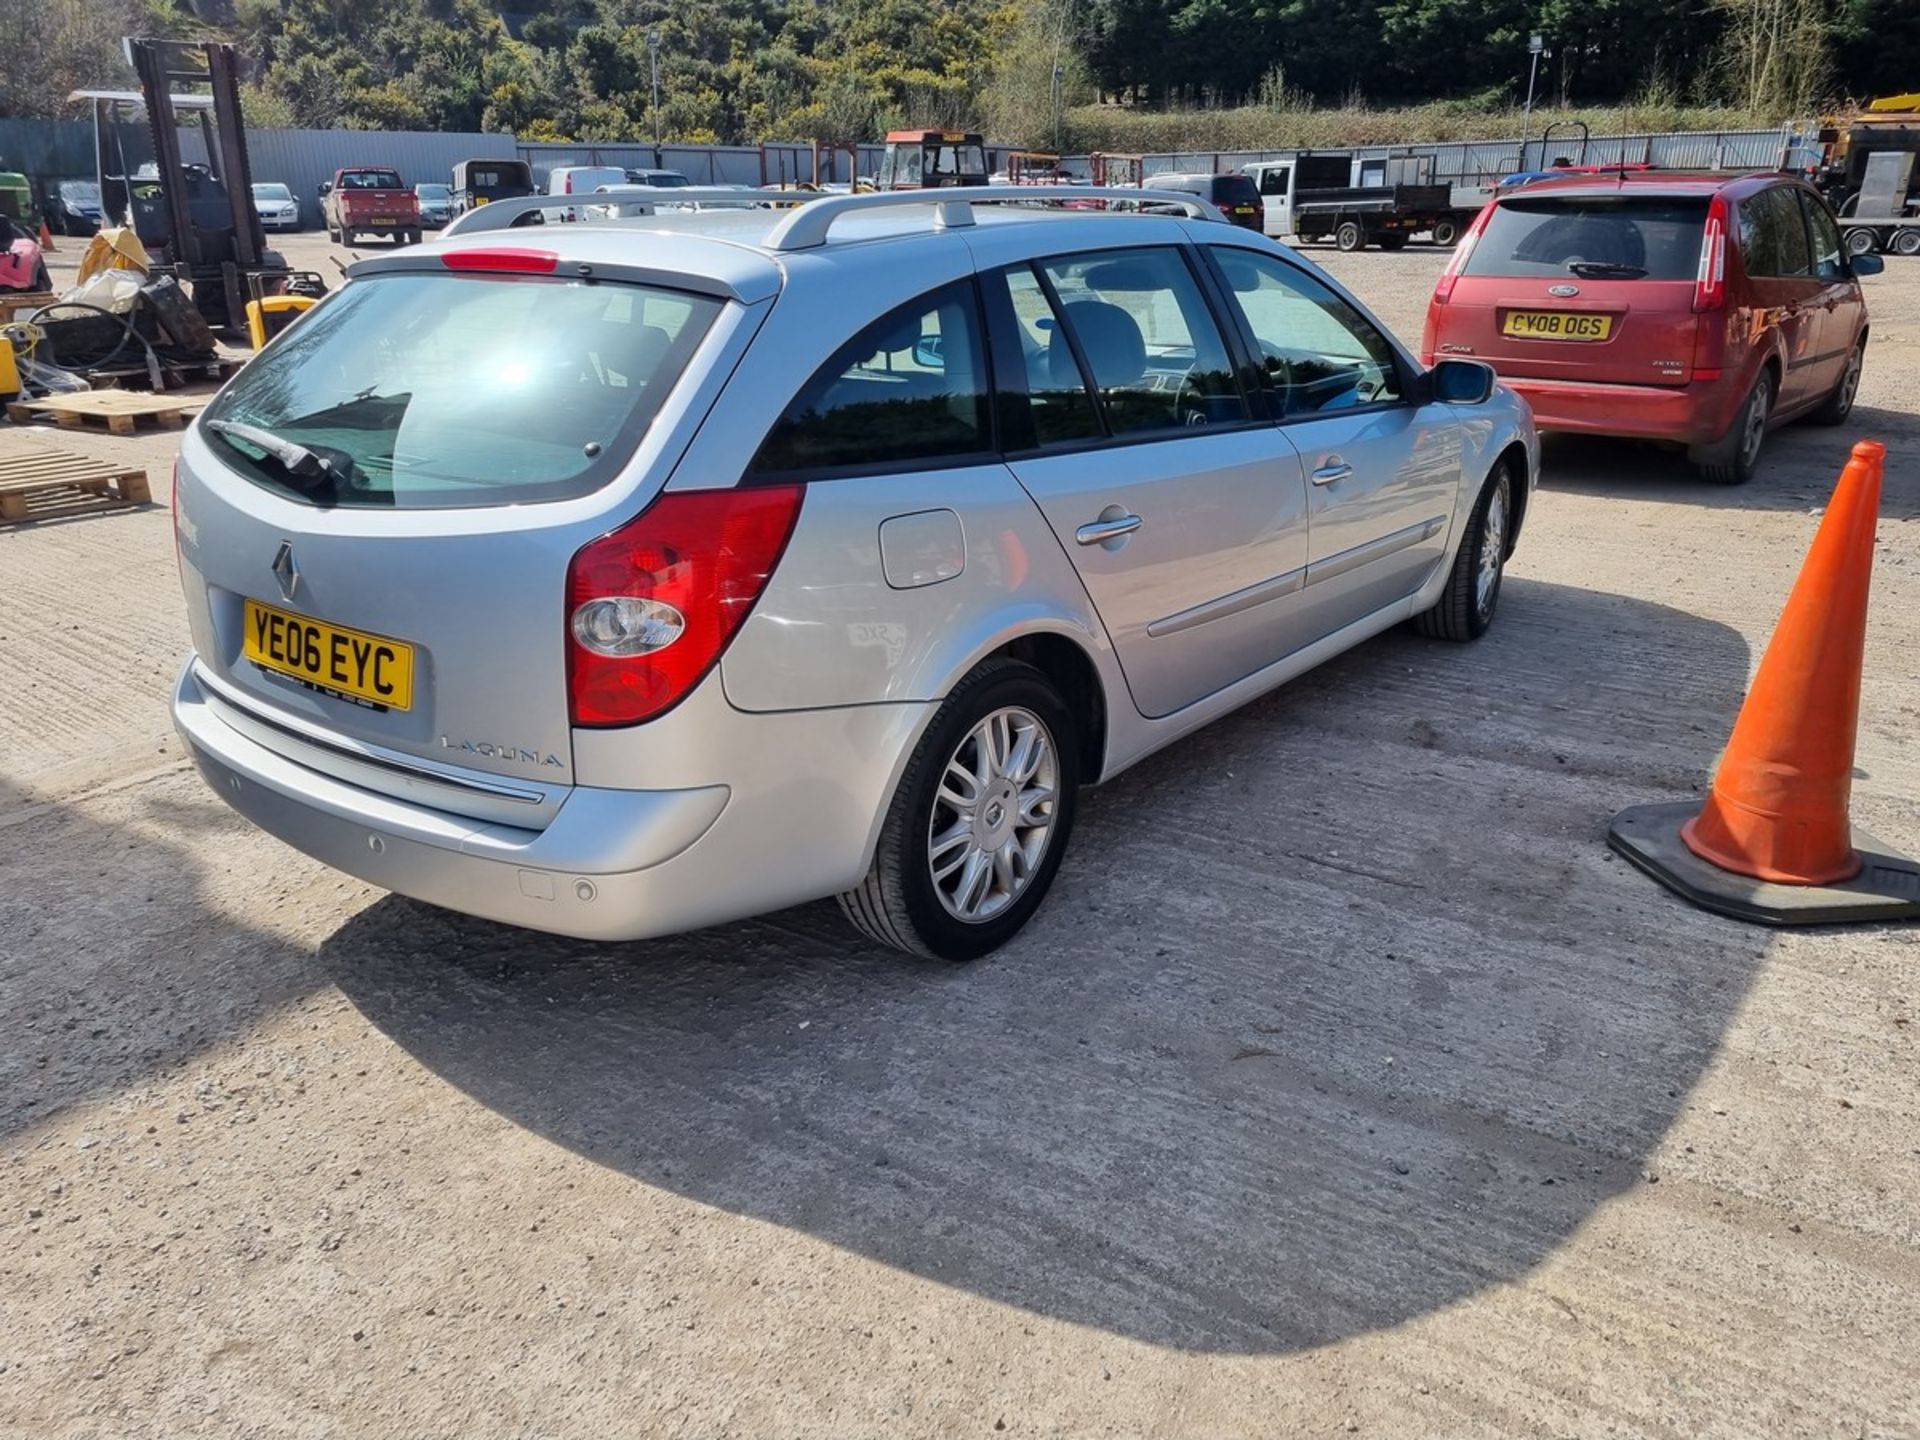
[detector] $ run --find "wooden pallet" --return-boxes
[0,291,57,323]
[0,444,152,523]
[4,389,204,435]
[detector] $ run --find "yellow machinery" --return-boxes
[244,269,324,349]
[0,327,21,403]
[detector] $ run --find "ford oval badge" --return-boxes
[1548,283,1580,297]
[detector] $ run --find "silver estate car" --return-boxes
[171,186,1538,961]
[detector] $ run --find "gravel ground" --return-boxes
[2,231,1918,1438]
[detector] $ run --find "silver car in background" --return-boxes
[249,181,301,232]
[171,187,1537,961]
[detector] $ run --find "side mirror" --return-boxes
[1429,357,1497,405]
[1850,252,1884,277]
[318,182,332,196]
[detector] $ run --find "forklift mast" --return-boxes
[128,39,265,270]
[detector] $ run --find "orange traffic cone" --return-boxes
[1609,440,1920,925]
[37,219,56,253]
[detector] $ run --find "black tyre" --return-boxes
[1893,229,1920,257]
[1843,226,1877,257]
[1378,233,1407,251]
[1432,216,1460,247]
[1811,341,1864,426]
[1415,462,1512,643]
[1688,370,1772,485]
[839,659,1080,962]
[1335,220,1365,252]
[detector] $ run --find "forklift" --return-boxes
[77,39,300,333]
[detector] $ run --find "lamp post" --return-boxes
[1520,33,1548,166]
[648,28,663,166]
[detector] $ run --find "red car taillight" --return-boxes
[565,486,804,727]
[1693,195,1729,313]
[1431,204,1494,305]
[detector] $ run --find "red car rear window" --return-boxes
[1464,195,1709,281]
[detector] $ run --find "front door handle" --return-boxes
[1075,513,1144,545]
[1311,462,1354,486]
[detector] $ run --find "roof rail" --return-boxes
[440,183,1225,246]
[442,188,781,238]
[762,185,1223,251]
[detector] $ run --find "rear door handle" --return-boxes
[1075,514,1143,545]
[1311,462,1354,486]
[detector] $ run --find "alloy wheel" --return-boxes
[928,706,1059,923]
[1476,483,1506,618]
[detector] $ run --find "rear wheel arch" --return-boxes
[980,632,1109,784]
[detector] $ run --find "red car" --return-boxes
[1422,172,1881,483]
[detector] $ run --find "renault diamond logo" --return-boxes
[1548,283,1580,297]
[271,541,300,602]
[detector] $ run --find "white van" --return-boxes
[546,165,628,221]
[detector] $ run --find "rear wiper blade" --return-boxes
[1567,261,1646,278]
[204,419,335,487]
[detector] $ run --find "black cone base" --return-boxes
[1608,800,1920,927]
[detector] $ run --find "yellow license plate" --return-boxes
[370,217,396,225]
[1503,309,1613,341]
[243,599,415,711]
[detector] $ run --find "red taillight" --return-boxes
[566,486,804,727]
[1693,196,1729,313]
[441,248,559,273]
[1432,204,1494,305]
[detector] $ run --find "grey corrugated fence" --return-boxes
[1,115,1825,227]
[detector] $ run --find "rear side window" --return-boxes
[750,281,992,477]
[1021,247,1248,443]
[1210,175,1261,207]
[1740,186,1811,278]
[202,273,720,508]
[1465,196,1709,280]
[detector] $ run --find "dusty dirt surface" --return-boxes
[3,231,1918,1438]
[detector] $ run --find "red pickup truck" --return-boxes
[321,167,421,246]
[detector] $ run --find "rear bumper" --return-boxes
[176,660,736,942]
[173,659,933,943]
[1497,375,1737,447]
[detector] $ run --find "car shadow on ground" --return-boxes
[1539,404,1920,518]
[321,576,1767,1354]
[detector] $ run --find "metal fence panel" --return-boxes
[0,118,98,181]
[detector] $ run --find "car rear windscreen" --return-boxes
[202,273,721,509]
[1464,195,1709,280]
[1210,175,1261,206]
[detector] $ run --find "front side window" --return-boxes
[1031,247,1248,439]
[1209,246,1402,415]
[203,273,720,508]
[1801,191,1847,282]
[1740,186,1811,278]
[1256,167,1289,197]
[750,281,991,477]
